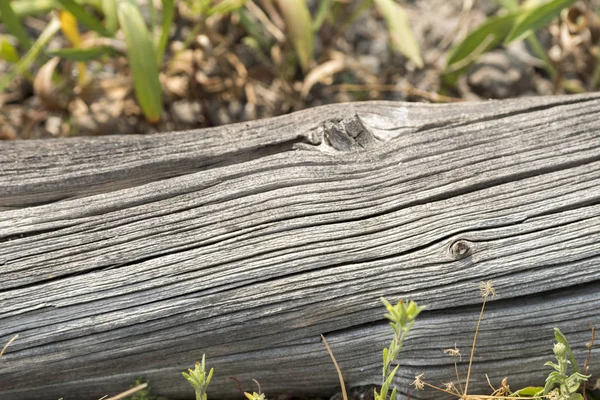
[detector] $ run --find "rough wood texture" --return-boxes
[1,94,600,400]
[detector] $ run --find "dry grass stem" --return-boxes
[0,334,18,358]
[245,1,286,42]
[582,322,596,399]
[103,383,148,400]
[445,344,464,394]
[464,281,495,396]
[321,334,348,400]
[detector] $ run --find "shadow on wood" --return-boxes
[1,94,599,400]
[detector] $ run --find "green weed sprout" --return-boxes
[540,328,591,400]
[244,379,266,400]
[374,298,424,400]
[182,355,214,400]
[244,391,266,400]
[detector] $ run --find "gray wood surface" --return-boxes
[1,93,599,400]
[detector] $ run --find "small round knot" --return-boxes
[450,239,471,260]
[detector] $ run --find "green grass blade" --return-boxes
[504,0,578,43]
[6,0,57,18]
[494,0,520,12]
[208,0,247,16]
[339,0,373,32]
[0,0,32,50]
[0,36,33,80]
[48,45,116,61]
[156,0,174,66]
[0,16,60,92]
[148,0,158,41]
[443,11,517,85]
[312,0,333,31]
[102,0,119,34]
[237,9,271,53]
[276,0,314,73]
[374,0,423,68]
[117,0,163,123]
[57,0,111,37]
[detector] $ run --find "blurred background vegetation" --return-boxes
[0,0,598,139]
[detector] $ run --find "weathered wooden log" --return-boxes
[1,94,600,400]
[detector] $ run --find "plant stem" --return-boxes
[526,34,556,79]
[0,16,60,93]
[464,296,488,396]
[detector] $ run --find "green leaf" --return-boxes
[379,378,390,398]
[205,367,214,386]
[0,0,32,50]
[543,374,556,394]
[443,11,518,85]
[504,0,577,43]
[405,300,424,320]
[522,0,550,9]
[554,327,569,344]
[276,0,314,73]
[390,387,397,400]
[338,0,373,32]
[494,0,520,11]
[7,0,57,18]
[57,0,111,37]
[544,360,561,371]
[0,37,20,63]
[512,386,545,396]
[0,16,60,93]
[383,347,388,365]
[156,0,174,66]
[117,0,163,123]
[48,45,116,61]
[554,327,580,373]
[238,10,272,53]
[208,0,247,16]
[102,0,119,34]
[381,297,392,310]
[374,0,423,68]
[388,364,400,379]
[566,372,591,392]
[312,0,334,31]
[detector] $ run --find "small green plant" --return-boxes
[444,0,577,86]
[409,281,594,400]
[374,298,424,400]
[182,354,214,400]
[244,392,266,400]
[0,0,175,122]
[372,0,423,68]
[244,379,266,400]
[539,328,591,400]
[274,0,423,76]
[409,280,515,399]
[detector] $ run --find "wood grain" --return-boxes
[1,94,599,400]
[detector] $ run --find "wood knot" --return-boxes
[318,114,379,152]
[449,239,472,260]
